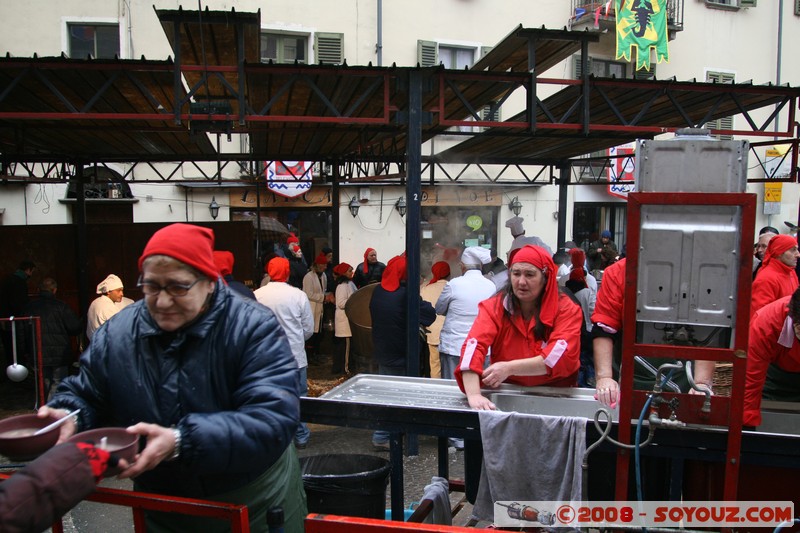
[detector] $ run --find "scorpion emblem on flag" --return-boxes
[615,0,669,72]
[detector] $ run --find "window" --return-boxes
[416,41,476,69]
[705,0,757,9]
[704,71,735,140]
[573,56,627,79]
[261,33,307,64]
[438,46,475,70]
[68,24,120,59]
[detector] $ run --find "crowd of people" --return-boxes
[2,216,800,529]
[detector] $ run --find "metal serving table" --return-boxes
[301,375,800,521]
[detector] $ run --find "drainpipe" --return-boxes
[376,0,383,66]
[775,0,783,139]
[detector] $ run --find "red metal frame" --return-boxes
[305,514,477,532]
[615,191,755,503]
[0,472,250,532]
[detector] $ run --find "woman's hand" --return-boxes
[36,406,77,444]
[467,393,496,411]
[481,361,513,389]
[116,422,177,479]
[594,376,620,408]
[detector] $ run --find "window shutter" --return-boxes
[573,55,594,79]
[482,102,501,122]
[738,0,757,6]
[795,0,800,14]
[480,46,493,58]
[634,63,656,80]
[417,40,438,67]
[705,71,735,139]
[315,32,343,64]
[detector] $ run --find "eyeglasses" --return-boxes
[137,276,203,297]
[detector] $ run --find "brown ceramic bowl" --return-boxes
[0,413,60,461]
[67,427,139,474]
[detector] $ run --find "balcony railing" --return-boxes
[569,0,684,34]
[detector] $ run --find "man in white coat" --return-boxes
[86,274,124,341]
[255,257,315,448]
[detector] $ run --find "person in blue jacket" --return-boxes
[38,223,307,533]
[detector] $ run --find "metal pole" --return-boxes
[74,164,89,321]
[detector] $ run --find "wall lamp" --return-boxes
[209,196,220,220]
[348,196,360,218]
[395,196,407,218]
[509,196,522,216]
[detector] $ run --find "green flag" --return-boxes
[615,0,669,71]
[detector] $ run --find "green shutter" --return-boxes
[573,55,592,79]
[738,0,757,6]
[634,62,656,80]
[315,32,343,64]
[705,71,735,139]
[795,0,800,15]
[482,102,501,123]
[417,40,437,67]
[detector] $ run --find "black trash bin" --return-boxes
[300,454,391,519]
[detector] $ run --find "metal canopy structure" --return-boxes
[0,10,796,183]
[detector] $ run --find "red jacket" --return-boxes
[454,291,581,390]
[744,295,800,426]
[591,258,626,332]
[751,260,798,319]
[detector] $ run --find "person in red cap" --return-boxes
[332,262,356,375]
[369,254,436,449]
[353,247,386,288]
[751,234,800,318]
[38,223,308,533]
[563,259,597,387]
[420,261,452,379]
[455,245,583,410]
[303,252,332,363]
[213,250,255,300]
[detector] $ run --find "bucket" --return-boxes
[300,454,391,519]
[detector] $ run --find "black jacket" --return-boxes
[369,283,436,369]
[354,261,386,288]
[50,280,299,498]
[25,291,82,367]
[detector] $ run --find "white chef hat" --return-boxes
[505,216,525,238]
[96,274,123,294]
[461,246,492,267]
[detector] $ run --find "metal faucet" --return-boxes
[653,362,684,394]
[685,361,712,414]
[634,356,681,393]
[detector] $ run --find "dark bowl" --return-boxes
[0,413,60,461]
[67,427,139,474]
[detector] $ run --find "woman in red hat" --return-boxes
[38,223,307,533]
[455,245,583,410]
[751,234,800,318]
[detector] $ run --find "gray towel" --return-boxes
[473,410,586,522]
[421,476,452,525]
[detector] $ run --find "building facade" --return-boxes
[0,0,798,286]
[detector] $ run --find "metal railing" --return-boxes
[570,0,684,32]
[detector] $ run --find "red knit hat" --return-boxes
[333,262,352,276]
[380,255,407,292]
[314,252,329,265]
[268,257,290,282]
[213,250,234,277]
[569,248,586,269]
[287,233,299,244]
[138,223,219,280]
[763,234,797,268]
[363,248,375,273]
[428,261,450,285]
[508,245,558,328]
[568,266,587,287]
